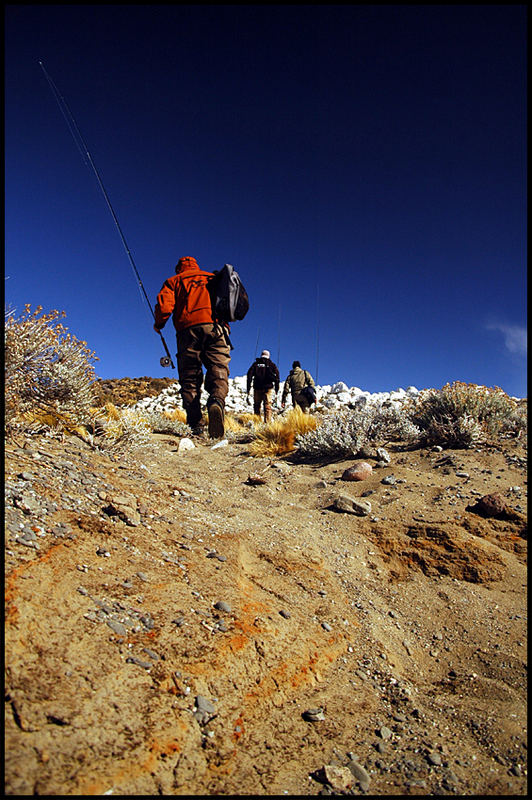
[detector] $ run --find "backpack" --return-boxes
[254,358,278,389]
[208,263,249,323]
[301,371,316,405]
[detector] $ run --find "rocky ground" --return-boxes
[4,383,528,796]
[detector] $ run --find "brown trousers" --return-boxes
[253,387,275,422]
[176,323,231,426]
[293,392,310,413]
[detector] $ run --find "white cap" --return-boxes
[261,350,270,359]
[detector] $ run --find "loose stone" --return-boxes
[125,656,151,669]
[107,620,128,636]
[18,472,35,481]
[341,462,373,481]
[302,708,325,722]
[333,495,371,516]
[214,601,231,613]
[142,648,160,661]
[320,765,354,793]
[348,759,371,789]
[376,448,391,463]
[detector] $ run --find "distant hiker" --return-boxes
[246,350,280,423]
[281,361,316,412]
[154,256,230,438]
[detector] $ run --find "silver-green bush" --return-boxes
[406,382,526,448]
[5,304,98,432]
[295,403,420,459]
[139,410,191,437]
[84,406,152,454]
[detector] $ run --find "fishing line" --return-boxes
[38,60,175,369]
[315,283,320,384]
[276,304,281,368]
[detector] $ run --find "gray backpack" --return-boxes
[208,263,250,323]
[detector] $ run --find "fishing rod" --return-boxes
[38,60,175,370]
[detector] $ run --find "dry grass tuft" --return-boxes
[249,407,318,457]
[225,412,262,435]
[163,408,188,424]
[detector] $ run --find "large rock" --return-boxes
[341,462,373,481]
[466,492,512,519]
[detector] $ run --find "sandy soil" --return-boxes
[4,405,527,795]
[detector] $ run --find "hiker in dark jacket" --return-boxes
[154,256,230,438]
[281,361,315,412]
[246,350,280,423]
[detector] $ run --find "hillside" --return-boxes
[4,379,528,796]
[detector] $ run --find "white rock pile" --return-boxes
[131,377,421,415]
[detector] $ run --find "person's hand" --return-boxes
[154,324,161,333]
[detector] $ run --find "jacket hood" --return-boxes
[175,256,200,274]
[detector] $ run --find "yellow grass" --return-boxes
[18,409,93,443]
[163,408,187,424]
[249,407,318,457]
[225,412,262,434]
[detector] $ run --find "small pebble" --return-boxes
[302,708,325,722]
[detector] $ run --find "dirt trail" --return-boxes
[4,426,527,795]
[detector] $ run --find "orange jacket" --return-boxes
[154,256,224,332]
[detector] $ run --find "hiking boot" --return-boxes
[208,402,225,439]
[190,422,206,437]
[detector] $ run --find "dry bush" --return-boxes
[5,304,98,433]
[249,407,318,457]
[85,406,152,453]
[138,409,191,437]
[406,382,526,448]
[13,408,95,443]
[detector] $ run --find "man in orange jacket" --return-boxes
[154,256,230,438]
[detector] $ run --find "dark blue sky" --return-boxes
[5,5,527,396]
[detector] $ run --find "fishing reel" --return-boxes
[160,356,172,368]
